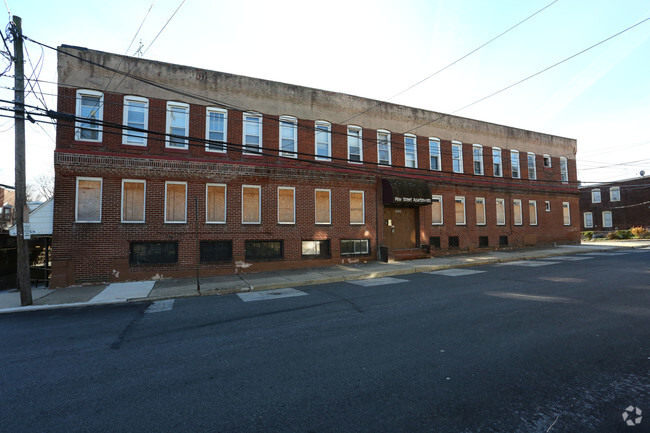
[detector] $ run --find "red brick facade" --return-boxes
[579,177,650,231]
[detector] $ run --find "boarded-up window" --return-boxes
[475,197,486,225]
[278,187,295,224]
[206,184,226,223]
[563,202,571,225]
[242,185,261,224]
[431,195,443,225]
[76,177,102,222]
[165,182,187,223]
[496,198,506,225]
[350,191,364,224]
[455,196,465,225]
[122,180,145,223]
[315,189,331,224]
[513,199,522,225]
[529,200,537,225]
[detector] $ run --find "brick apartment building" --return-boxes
[51,46,580,287]
[579,176,649,232]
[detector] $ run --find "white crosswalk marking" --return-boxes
[348,277,409,287]
[237,288,307,302]
[145,299,175,313]
[547,256,593,261]
[498,261,559,267]
[427,269,486,277]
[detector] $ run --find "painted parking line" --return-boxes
[348,277,410,287]
[427,269,486,277]
[497,261,560,267]
[237,288,308,302]
[145,299,175,314]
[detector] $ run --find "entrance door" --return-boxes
[383,207,416,249]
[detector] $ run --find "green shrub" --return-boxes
[581,231,594,240]
[630,226,649,238]
[616,229,632,239]
[606,231,618,240]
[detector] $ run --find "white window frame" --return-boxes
[455,196,466,225]
[475,197,486,225]
[513,199,523,226]
[205,107,228,153]
[496,198,506,226]
[279,115,297,158]
[545,201,551,212]
[602,211,613,228]
[314,188,331,225]
[243,112,263,155]
[563,202,571,226]
[404,134,418,168]
[584,212,593,228]
[429,137,441,171]
[543,154,552,168]
[165,101,190,149]
[452,141,463,173]
[377,130,391,166]
[241,185,262,224]
[529,200,537,226]
[315,121,331,161]
[492,147,502,177]
[205,183,227,224]
[527,152,537,180]
[164,181,187,224]
[277,186,296,224]
[591,189,601,204]
[75,89,104,142]
[610,186,620,202]
[560,157,568,183]
[75,176,103,223]
[122,96,148,146]
[431,195,443,225]
[350,190,365,225]
[511,150,520,178]
[347,126,363,164]
[121,179,146,223]
[473,144,484,175]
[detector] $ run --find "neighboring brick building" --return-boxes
[579,177,650,232]
[0,184,15,230]
[51,46,580,287]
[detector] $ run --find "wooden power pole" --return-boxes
[13,15,32,306]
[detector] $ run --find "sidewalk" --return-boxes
[2,240,649,314]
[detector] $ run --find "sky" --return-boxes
[1,0,649,188]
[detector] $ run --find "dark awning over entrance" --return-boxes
[382,178,431,206]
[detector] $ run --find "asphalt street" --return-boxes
[1,249,649,432]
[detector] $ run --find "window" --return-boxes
[377,130,391,166]
[584,212,593,228]
[529,200,537,225]
[562,202,571,225]
[473,144,484,175]
[302,240,331,259]
[279,116,297,158]
[130,241,177,265]
[404,134,417,168]
[121,179,145,223]
[496,198,506,225]
[206,107,227,152]
[75,177,102,223]
[499,236,508,246]
[347,126,363,163]
[591,189,601,203]
[429,236,441,249]
[475,197,486,225]
[350,191,365,225]
[545,201,551,212]
[602,211,613,228]
[341,239,369,255]
[560,157,568,183]
[448,236,460,248]
[543,154,552,168]
[200,240,232,263]
[315,121,331,160]
[315,189,331,224]
[455,196,466,225]
[242,185,261,224]
[243,112,262,154]
[527,152,537,180]
[277,187,295,224]
[165,181,187,223]
[431,195,443,225]
[245,240,283,261]
[452,141,463,173]
[492,147,502,177]
[511,150,520,178]
[479,236,489,248]
[206,184,226,223]
[75,90,103,142]
[429,138,441,170]
[123,96,148,145]
[166,102,189,149]
[610,187,620,202]
[513,199,522,225]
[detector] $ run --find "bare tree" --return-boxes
[27,173,54,202]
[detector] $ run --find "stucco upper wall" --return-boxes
[58,46,577,157]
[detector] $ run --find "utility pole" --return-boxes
[13,15,32,306]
